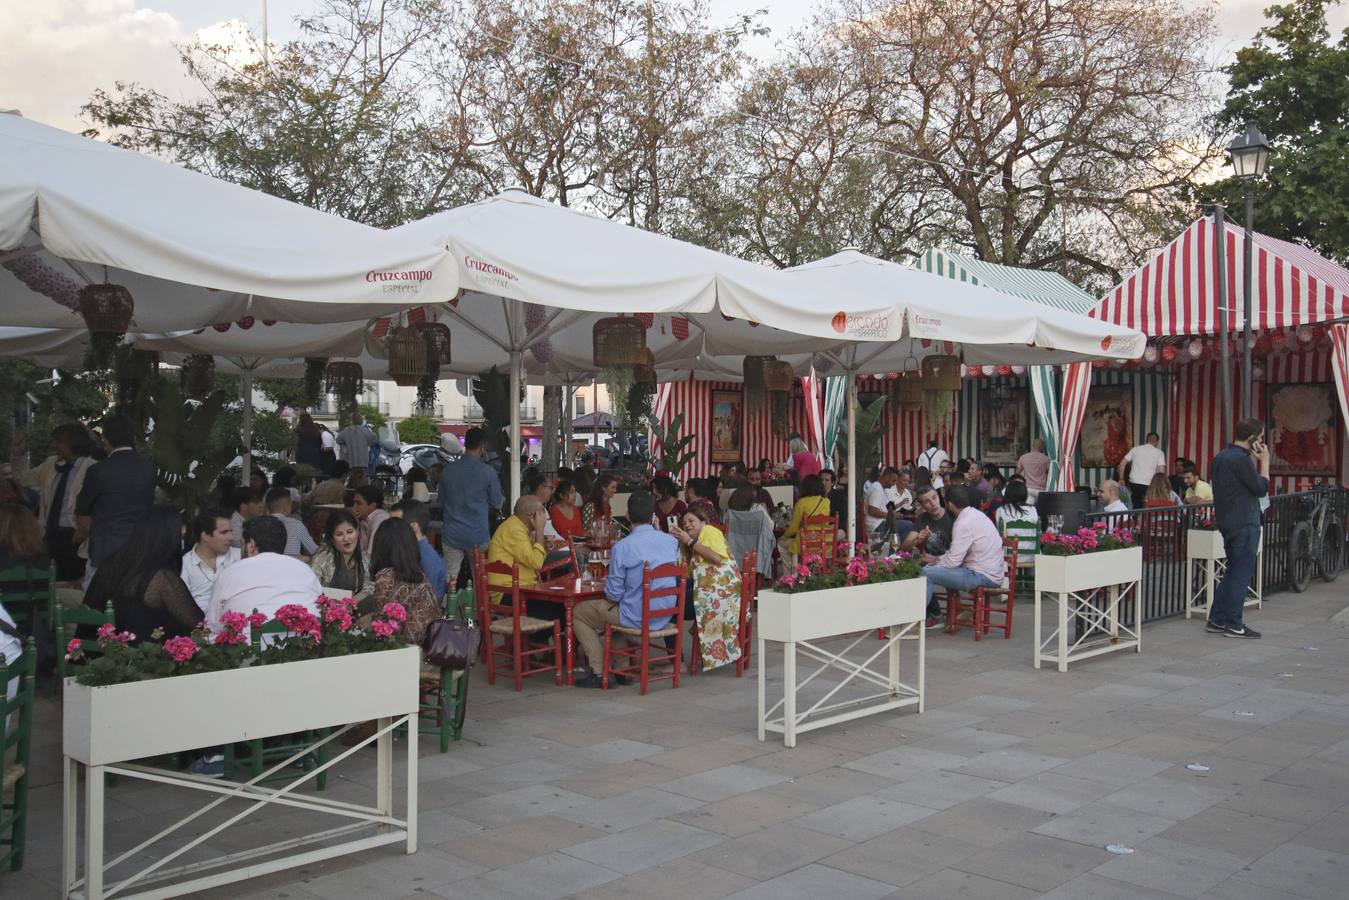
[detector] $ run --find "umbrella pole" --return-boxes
[593,382,599,449]
[846,373,857,558]
[562,376,574,469]
[240,369,253,486]
[510,350,523,507]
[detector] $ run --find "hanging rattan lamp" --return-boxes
[592,316,647,367]
[742,355,775,388]
[78,283,135,333]
[387,326,428,387]
[418,322,453,366]
[920,353,961,391]
[325,361,364,400]
[764,360,795,394]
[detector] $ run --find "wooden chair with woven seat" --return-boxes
[735,551,758,678]
[0,636,36,871]
[0,564,56,674]
[52,599,117,680]
[602,562,686,695]
[798,514,839,569]
[476,557,562,691]
[418,587,473,752]
[947,538,1019,641]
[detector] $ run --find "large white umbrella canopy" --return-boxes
[0,112,454,330]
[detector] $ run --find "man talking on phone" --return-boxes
[1207,417,1270,639]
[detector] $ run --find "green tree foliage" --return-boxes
[1210,0,1349,263]
[397,415,442,445]
[358,403,387,431]
[645,411,696,477]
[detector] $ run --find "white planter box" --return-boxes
[757,578,926,748]
[1034,546,1143,595]
[758,578,926,643]
[765,485,796,508]
[611,491,630,519]
[1186,529,1225,560]
[64,646,420,767]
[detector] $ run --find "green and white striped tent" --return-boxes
[917,249,1166,489]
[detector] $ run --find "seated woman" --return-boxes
[358,517,439,644]
[548,478,587,544]
[85,505,200,640]
[652,475,687,534]
[309,510,372,599]
[995,479,1039,563]
[780,474,831,560]
[725,487,774,580]
[581,473,617,535]
[670,506,742,672]
[684,478,722,527]
[0,501,47,572]
[403,466,431,503]
[1144,472,1181,507]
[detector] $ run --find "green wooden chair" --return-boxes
[0,563,56,676]
[52,598,117,680]
[1000,517,1040,593]
[0,637,37,871]
[418,588,472,752]
[222,617,329,789]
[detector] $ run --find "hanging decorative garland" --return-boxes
[325,361,364,412]
[525,302,554,365]
[2,252,81,309]
[302,357,329,408]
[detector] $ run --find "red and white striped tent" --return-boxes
[1061,216,1349,492]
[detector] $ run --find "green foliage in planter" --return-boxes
[645,411,697,477]
[836,394,887,482]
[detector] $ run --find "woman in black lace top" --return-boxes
[85,505,201,640]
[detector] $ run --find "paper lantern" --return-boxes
[592,316,647,367]
[1160,344,1178,364]
[238,316,255,330]
[981,365,997,377]
[1269,330,1288,350]
[1092,359,1108,369]
[1010,365,1026,375]
[959,364,969,378]
[1254,333,1272,354]
[78,283,135,333]
[1297,325,1314,345]
[1252,363,1266,380]
[995,363,1013,377]
[1188,339,1205,360]
[1143,345,1159,365]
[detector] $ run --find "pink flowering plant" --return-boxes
[67,594,409,686]
[1039,522,1136,556]
[773,551,920,594]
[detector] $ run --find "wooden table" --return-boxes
[519,577,607,685]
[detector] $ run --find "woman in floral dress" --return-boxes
[670,507,742,671]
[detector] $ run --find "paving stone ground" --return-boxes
[7,581,1349,899]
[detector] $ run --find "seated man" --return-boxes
[266,487,317,560]
[182,508,240,612]
[205,516,322,633]
[1182,464,1213,504]
[743,467,774,510]
[229,486,264,549]
[919,485,1005,627]
[390,499,447,601]
[864,466,914,545]
[571,490,679,688]
[349,485,390,554]
[1097,480,1129,514]
[486,495,550,596]
[306,460,350,507]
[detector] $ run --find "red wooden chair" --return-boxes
[602,562,686,695]
[798,514,839,569]
[947,538,1019,640]
[735,551,758,677]
[538,538,579,582]
[475,555,563,691]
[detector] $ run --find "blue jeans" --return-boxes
[922,565,999,619]
[1212,524,1260,628]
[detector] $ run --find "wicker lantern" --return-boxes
[418,322,453,366]
[920,354,961,391]
[78,283,135,333]
[633,349,657,387]
[592,316,647,367]
[897,374,924,410]
[742,355,775,388]
[325,361,364,400]
[386,326,429,387]
[764,360,795,394]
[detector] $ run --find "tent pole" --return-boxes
[562,376,574,468]
[593,382,599,449]
[846,372,857,557]
[240,368,254,486]
[509,350,523,506]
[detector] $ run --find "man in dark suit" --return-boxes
[75,414,156,584]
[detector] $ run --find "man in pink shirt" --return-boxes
[919,484,1006,625]
[1016,438,1052,494]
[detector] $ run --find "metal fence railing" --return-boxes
[1080,487,1348,624]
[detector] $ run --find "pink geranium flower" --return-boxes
[371,619,398,638]
[96,623,116,640]
[164,636,198,663]
[382,602,408,623]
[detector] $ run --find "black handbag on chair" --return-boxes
[422,614,480,670]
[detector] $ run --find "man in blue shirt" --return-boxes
[1208,417,1270,639]
[439,427,505,590]
[391,499,447,601]
[572,490,679,688]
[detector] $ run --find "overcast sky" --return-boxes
[4,1,1347,133]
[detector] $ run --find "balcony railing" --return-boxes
[411,403,444,418]
[314,398,389,417]
[461,403,539,421]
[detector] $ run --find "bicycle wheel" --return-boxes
[1320,520,1344,583]
[1287,522,1313,593]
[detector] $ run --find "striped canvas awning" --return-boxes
[918,249,1097,313]
[1092,216,1349,336]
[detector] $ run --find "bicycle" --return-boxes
[1287,487,1345,592]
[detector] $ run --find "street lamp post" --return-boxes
[1227,123,1270,420]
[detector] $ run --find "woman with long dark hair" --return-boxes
[581,473,618,532]
[548,479,586,543]
[652,475,687,533]
[84,505,200,639]
[361,517,438,643]
[309,510,371,597]
[296,413,325,471]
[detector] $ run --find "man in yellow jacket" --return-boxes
[487,495,550,599]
